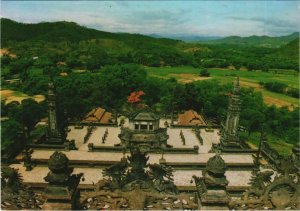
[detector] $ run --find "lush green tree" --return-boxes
[199,68,210,77]
[240,108,265,137]
[9,57,33,82]
[1,119,24,158]
[20,99,43,136]
[263,82,287,93]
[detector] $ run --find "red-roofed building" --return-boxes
[177,110,207,127]
[82,107,114,124]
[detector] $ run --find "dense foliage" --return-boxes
[1,18,299,73]
[199,68,210,77]
[1,18,299,159]
[201,32,299,48]
[260,81,299,98]
[1,99,46,158]
[2,65,298,158]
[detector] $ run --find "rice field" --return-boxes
[146,66,299,110]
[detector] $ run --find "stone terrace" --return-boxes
[11,118,255,191]
[10,164,252,189]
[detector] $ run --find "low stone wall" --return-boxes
[219,148,257,154]
[166,162,254,170]
[31,158,119,168]
[69,122,118,127]
[87,143,199,154]
[29,144,65,149]
[170,124,220,129]
[29,157,253,170]
[261,141,282,168]
[24,182,247,197]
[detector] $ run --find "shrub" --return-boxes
[199,68,210,77]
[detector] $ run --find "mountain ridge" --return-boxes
[1,18,298,48]
[1,18,298,71]
[199,32,299,48]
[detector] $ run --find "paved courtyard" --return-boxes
[67,118,221,153]
[11,118,255,190]
[30,150,253,165]
[10,164,252,188]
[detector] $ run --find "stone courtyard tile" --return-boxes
[199,129,221,152]
[9,164,105,185]
[67,119,221,153]
[31,150,124,161]
[148,153,254,164]
[10,164,47,183]
[163,126,221,152]
[67,126,87,149]
[221,154,254,163]
[67,126,121,151]
[87,126,121,146]
[30,149,254,165]
[173,170,202,186]
[173,170,252,187]
[225,171,253,186]
[167,128,199,148]
[10,163,252,188]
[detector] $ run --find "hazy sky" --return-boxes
[1,1,299,37]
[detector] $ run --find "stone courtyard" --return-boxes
[10,118,254,193]
[5,79,300,210]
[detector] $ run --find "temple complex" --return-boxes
[4,77,300,210]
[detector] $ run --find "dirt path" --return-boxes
[239,80,261,89]
[263,96,295,110]
[1,89,45,104]
[168,73,211,83]
[0,48,17,58]
[239,79,296,111]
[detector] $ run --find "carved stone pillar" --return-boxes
[42,151,83,210]
[193,154,230,210]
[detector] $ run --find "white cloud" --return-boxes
[1,1,299,36]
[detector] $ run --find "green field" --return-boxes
[146,66,299,109]
[247,132,293,156]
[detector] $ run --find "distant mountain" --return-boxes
[1,18,298,71]
[271,37,299,58]
[1,18,119,43]
[0,18,181,48]
[147,34,223,42]
[200,32,299,48]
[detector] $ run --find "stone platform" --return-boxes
[10,164,252,192]
[11,119,255,195]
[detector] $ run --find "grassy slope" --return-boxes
[146,66,299,154]
[146,66,297,155]
[146,66,299,107]
[247,132,293,156]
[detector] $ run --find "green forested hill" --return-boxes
[1,18,182,48]
[275,37,299,58]
[201,32,299,48]
[1,18,114,42]
[1,18,299,71]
